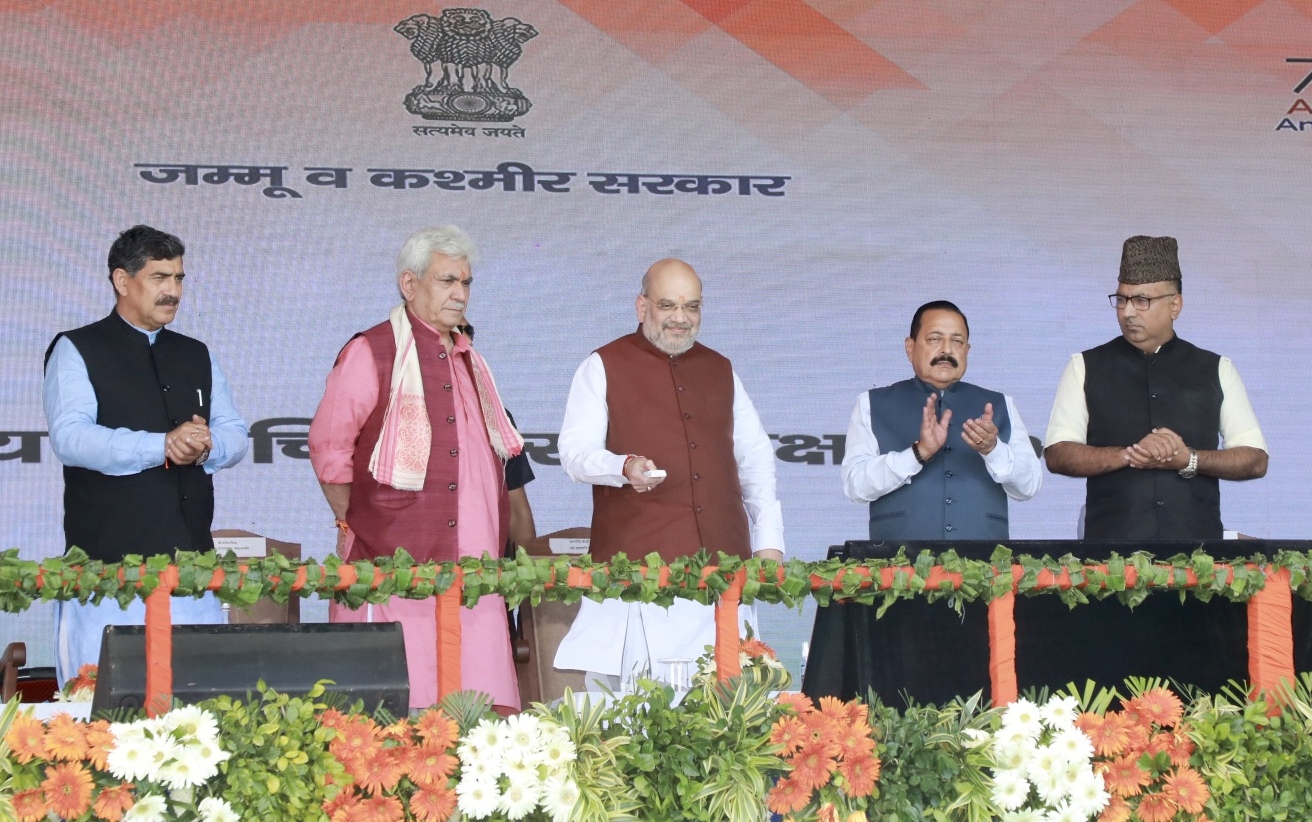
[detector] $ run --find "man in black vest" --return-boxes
[1044,236,1267,539]
[43,225,248,683]
[842,301,1043,540]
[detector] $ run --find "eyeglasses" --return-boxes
[652,300,702,314]
[1108,293,1175,310]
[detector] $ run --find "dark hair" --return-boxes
[107,225,185,281]
[909,300,969,339]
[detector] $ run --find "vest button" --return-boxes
[1151,393,1158,399]
[448,520,457,527]
[692,473,700,480]
[683,413,692,420]
[945,498,953,504]
[1156,500,1165,507]
[677,385,685,391]
[170,419,179,426]
[447,416,456,424]
[689,442,697,449]
[945,524,954,531]
[945,471,953,478]
[443,383,452,391]
[450,448,459,456]
[695,505,703,513]
[162,385,170,392]
[181,494,187,501]
[944,446,952,453]
[448,483,457,491]
[438,352,447,359]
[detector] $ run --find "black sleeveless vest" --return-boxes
[1083,335,1222,540]
[46,312,215,561]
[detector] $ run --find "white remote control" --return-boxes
[644,469,667,478]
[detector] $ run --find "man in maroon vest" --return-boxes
[553,259,785,688]
[308,225,524,711]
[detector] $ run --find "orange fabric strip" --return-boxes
[988,587,1018,707]
[436,567,463,700]
[144,566,178,717]
[1248,567,1295,708]
[714,569,745,682]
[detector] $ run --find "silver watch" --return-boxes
[1178,448,1198,479]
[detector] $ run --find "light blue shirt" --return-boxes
[43,314,249,475]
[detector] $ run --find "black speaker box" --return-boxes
[92,622,409,715]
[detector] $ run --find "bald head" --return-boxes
[637,258,703,355]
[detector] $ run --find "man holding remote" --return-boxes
[554,258,784,688]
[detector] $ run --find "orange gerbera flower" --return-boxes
[771,716,809,752]
[838,750,880,797]
[92,783,135,822]
[1123,721,1151,752]
[379,721,411,742]
[834,722,876,760]
[42,761,94,819]
[408,746,458,789]
[5,712,46,764]
[817,695,849,719]
[357,747,405,796]
[410,786,458,822]
[332,717,384,763]
[1098,795,1132,822]
[1144,732,1173,759]
[791,738,837,792]
[1130,688,1184,729]
[326,791,363,822]
[1076,711,1103,734]
[362,794,404,822]
[1101,754,1153,797]
[83,720,115,770]
[1135,791,1179,822]
[11,788,46,822]
[817,803,841,822]
[767,774,811,814]
[1164,767,1210,814]
[414,710,459,750]
[741,637,778,659]
[44,713,89,761]
[1164,729,1196,767]
[320,708,350,731]
[776,691,814,715]
[1086,711,1131,757]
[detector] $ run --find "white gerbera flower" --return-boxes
[123,794,168,822]
[498,777,542,820]
[157,744,210,790]
[1026,745,1063,782]
[501,751,539,784]
[1048,728,1094,765]
[161,705,220,741]
[1039,696,1080,730]
[539,733,576,773]
[1030,765,1069,806]
[541,776,580,822]
[456,776,502,819]
[995,723,1037,753]
[505,713,543,750]
[1001,810,1045,822]
[991,769,1031,811]
[1066,770,1111,817]
[1001,698,1043,739]
[106,736,154,782]
[197,796,240,822]
[463,753,499,782]
[993,740,1030,772]
[1044,801,1084,822]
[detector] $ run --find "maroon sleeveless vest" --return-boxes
[590,330,750,563]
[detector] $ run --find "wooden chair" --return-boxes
[0,642,58,703]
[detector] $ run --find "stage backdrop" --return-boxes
[1,0,1306,675]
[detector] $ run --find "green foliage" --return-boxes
[864,691,996,822]
[200,680,346,821]
[534,691,640,822]
[608,675,786,822]
[1188,676,1312,821]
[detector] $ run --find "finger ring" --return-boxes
[976,438,984,444]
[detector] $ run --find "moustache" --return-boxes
[155,297,180,307]
[931,354,958,368]
[663,321,693,332]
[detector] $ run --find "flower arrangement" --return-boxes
[54,664,97,704]
[982,694,1111,821]
[452,712,580,821]
[1077,686,1208,822]
[766,693,880,821]
[4,703,233,821]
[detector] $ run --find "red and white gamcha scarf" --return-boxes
[369,305,523,491]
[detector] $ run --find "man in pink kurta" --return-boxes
[308,225,520,711]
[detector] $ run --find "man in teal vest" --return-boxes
[841,300,1042,540]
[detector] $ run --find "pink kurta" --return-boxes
[309,318,518,710]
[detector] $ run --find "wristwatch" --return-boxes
[194,448,211,466]
[1178,448,1198,479]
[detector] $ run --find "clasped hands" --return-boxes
[917,394,999,460]
[165,414,212,465]
[1123,427,1189,470]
